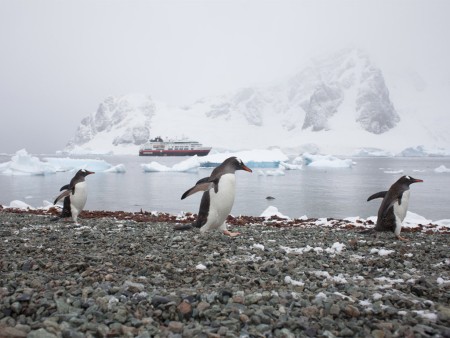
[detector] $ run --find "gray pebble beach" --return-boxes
[1,210,449,337]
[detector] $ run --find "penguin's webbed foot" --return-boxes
[396,235,409,241]
[223,230,240,237]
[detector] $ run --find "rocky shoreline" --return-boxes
[0,209,449,338]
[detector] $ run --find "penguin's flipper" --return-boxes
[54,190,71,204]
[181,177,213,200]
[60,184,70,192]
[367,191,388,202]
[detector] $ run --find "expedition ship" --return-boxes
[139,137,212,156]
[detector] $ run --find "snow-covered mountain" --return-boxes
[64,48,449,156]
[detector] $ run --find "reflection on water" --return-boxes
[0,155,449,220]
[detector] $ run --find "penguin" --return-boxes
[367,175,423,240]
[54,169,95,225]
[177,157,252,236]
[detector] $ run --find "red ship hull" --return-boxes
[139,149,211,156]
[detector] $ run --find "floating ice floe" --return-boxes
[0,149,56,175]
[0,149,124,175]
[398,145,450,157]
[141,156,200,172]
[43,157,114,172]
[434,165,450,173]
[260,206,290,219]
[279,162,302,170]
[257,168,285,176]
[200,149,288,168]
[353,148,394,157]
[383,169,404,174]
[104,164,126,173]
[300,152,354,168]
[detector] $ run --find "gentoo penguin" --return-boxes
[367,175,423,240]
[54,169,95,225]
[178,157,252,236]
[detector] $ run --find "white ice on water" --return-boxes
[141,149,356,173]
[0,149,56,175]
[141,156,200,173]
[0,149,125,175]
[434,165,450,173]
[300,153,354,168]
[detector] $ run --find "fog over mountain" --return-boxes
[1,1,449,154]
[64,49,448,156]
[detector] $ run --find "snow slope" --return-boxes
[63,48,449,156]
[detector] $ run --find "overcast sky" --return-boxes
[0,0,449,154]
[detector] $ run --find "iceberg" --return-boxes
[0,150,125,175]
[142,155,200,173]
[0,149,56,175]
[354,148,394,157]
[383,169,404,174]
[143,149,289,171]
[300,153,353,168]
[200,149,288,168]
[398,145,450,157]
[104,164,126,173]
[434,165,450,173]
[279,162,302,170]
[43,157,114,172]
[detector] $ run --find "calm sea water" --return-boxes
[1,155,449,220]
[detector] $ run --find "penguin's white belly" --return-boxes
[393,190,409,222]
[201,174,236,232]
[71,182,88,212]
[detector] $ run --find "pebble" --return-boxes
[0,211,449,337]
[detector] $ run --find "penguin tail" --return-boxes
[173,223,194,231]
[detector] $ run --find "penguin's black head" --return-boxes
[77,169,95,177]
[224,157,252,173]
[398,175,423,186]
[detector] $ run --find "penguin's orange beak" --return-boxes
[241,165,252,173]
[413,178,423,183]
[86,171,95,175]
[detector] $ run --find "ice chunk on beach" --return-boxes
[0,149,56,175]
[300,153,353,168]
[260,206,290,219]
[142,156,200,173]
[200,149,288,168]
[5,200,34,209]
[403,211,432,228]
[434,165,450,173]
